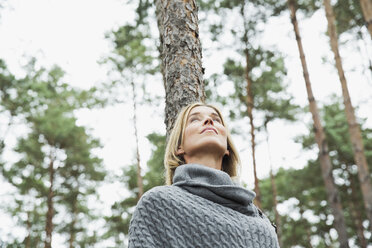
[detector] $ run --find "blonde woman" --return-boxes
[128,102,279,248]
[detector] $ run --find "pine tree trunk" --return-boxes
[346,167,367,248]
[288,1,350,247]
[323,0,372,234]
[360,0,372,38]
[131,80,144,199]
[264,124,282,247]
[244,49,261,208]
[240,2,261,209]
[44,159,55,248]
[156,0,205,138]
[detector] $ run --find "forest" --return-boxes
[0,0,372,247]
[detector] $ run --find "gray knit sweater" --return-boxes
[128,164,279,247]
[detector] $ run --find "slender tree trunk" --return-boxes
[323,0,372,234]
[240,2,261,209]
[44,158,55,248]
[69,196,78,248]
[360,0,372,38]
[347,168,367,248]
[245,50,261,208]
[131,80,144,199]
[264,123,282,246]
[288,1,350,247]
[156,0,205,138]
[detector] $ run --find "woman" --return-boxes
[128,102,279,248]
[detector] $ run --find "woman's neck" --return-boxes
[184,153,223,171]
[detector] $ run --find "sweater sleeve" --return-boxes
[128,187,165,248]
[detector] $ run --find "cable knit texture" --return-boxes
[128,164,280,248]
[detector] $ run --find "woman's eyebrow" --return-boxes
[188,112,200,118]
[188,112,220,119]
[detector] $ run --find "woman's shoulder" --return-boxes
[138,185,181,204]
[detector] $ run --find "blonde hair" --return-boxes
[164,102,241,185]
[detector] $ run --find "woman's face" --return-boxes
[178,106,229,159]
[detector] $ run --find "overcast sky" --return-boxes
[0,0,372,246]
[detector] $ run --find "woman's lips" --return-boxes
[201,127,218,134]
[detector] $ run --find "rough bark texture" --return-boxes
[131,80,144,199]
[348,170,367,248]
[157,0,205,138]
[323,0,372,234]
[44,159,54,248]
[360,0,372,38]
[288,1,350,247]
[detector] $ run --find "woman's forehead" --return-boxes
[188,105,219,116]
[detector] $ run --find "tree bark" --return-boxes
[156,0,205,138]
[347,171,367,248]
[44,158,55,248]
[131,80,144,199]
[287,1,350,247]
[239,1,261,209]
[323,0,372,234]
[360,0,372,38]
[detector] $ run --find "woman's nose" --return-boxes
[203,117,214,125]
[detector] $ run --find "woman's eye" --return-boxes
[213,118,221,123]
[190,118,199,122]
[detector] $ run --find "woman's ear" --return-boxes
[224,149,230,156]
[176,147,185,156]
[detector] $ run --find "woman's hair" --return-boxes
[164,102,241,185]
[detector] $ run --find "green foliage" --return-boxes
[0,58,106,155]
[266,96,372,247]
[0,61,106,247]
[104,132,165,244]
[209,47,299,130]
[260,161,335,247]
[108,24,155,74]
[333,0,364,36]
[261,0,321,17]
[202,0,299,131]
[144,132,166,190]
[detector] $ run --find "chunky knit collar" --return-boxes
[172,163,258,216]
